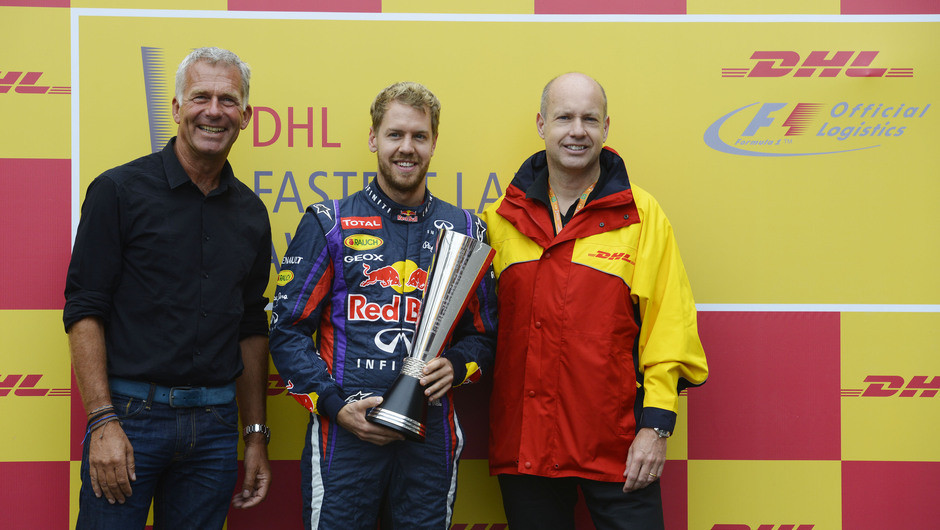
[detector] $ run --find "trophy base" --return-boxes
[367,370,427,443]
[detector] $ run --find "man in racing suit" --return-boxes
[269,81,497,529]
[483,73,708,529]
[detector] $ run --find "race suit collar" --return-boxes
[364,179,434,223]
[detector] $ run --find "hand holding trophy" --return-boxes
[366,228,494,442]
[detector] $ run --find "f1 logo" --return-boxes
[741,103,823,137]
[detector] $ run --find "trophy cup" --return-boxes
[366,228,495,442]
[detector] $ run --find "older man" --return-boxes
[483,72,709,529]
[65,47,271,528]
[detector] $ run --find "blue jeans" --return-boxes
[77,392,239,529]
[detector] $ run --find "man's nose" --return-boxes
[399,136,415,152]
[570,118,587,136]
[206,96,223,116]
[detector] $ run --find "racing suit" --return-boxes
[270,180,497,529]
[483,148,708,483]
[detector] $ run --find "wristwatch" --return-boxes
[243,423,271,445]
[652,427,672,438]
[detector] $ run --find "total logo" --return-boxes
[359,259,428,294]
[0,374,70,397]
[842,375,939,398]
[721,50,912,78]
[704,101,930,157]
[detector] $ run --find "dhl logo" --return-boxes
[0,71,70,94]
[722,50,912,78]
[711,525,814,530]
[0,374,70,397]
[587,250,635,264]
[267,374,289,396]
[842,375,939,398]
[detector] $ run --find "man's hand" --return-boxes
[622,427,666,492]
[231,436,271,509]
[336,397,405,446]
[419,357,454,402]
[88,420,136,504]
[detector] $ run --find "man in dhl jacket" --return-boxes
[482,72,709,529]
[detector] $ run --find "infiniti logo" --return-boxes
[434,219,454,231]
[374,327,414,353]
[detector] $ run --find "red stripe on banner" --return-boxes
[0,461,70,527]
[535,0,685,14]
[70,368,89,461]
[688,312,841,461]
[0,158,71,310]
[661,459,688,530]
[227,0,380,12]
[226,460,302,528]
[842,461,940,528]
[841,0,940,14]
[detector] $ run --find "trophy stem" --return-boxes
[367,357,428,442]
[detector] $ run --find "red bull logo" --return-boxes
[359,260,427,293]
[348,294,421,324]
[360,264,400,288]
[405,268,428,291]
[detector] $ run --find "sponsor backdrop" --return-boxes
[0,2,937,529]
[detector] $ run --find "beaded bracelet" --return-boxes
[87,404,114,417]
[87,413,119,434]
[87,407,116,425]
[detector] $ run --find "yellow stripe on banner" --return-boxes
[687,0,841,14]
[0,7,70,159]
[383,0,534,14]
[0,310,71,462]
[841,312,940,462]
[688,460,842,529]
[451,459,507,526]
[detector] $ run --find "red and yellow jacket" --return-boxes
[482,148,708,482]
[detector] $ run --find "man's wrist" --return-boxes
[243,423,270,445]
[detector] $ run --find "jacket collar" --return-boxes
[497,147,638,248]
[363,179,434,223]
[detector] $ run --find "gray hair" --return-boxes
[175,47,251,109]
[540,73,607,118]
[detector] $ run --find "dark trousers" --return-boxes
[77,392,239,529]
[498,474,665,530]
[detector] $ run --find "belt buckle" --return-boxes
[169,386,200,407]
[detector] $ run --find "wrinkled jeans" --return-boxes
[77,391,239,529]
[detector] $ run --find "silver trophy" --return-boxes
[367,228,494,442]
